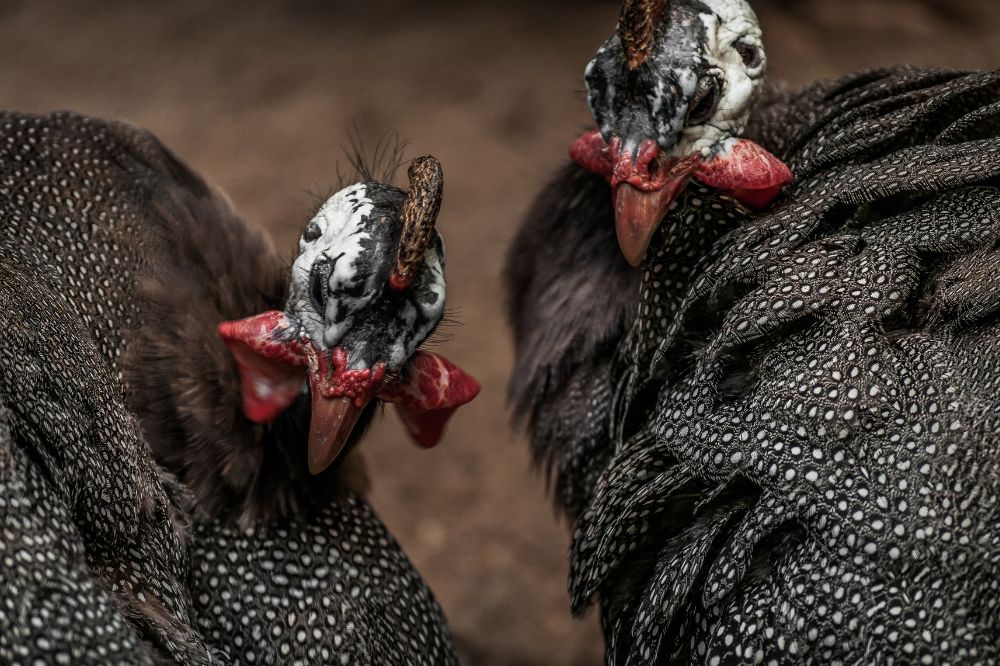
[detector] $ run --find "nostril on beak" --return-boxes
[611,138,663,188]
[635,140,662,175]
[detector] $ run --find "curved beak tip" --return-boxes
[307,396,365,475]
[614,182,682,267]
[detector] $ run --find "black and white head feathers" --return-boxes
[287,179,446,374]
[587,0,766,157]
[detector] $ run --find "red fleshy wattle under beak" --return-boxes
[219,311,479,474]
[379,351,482,448]
[570,129,793,266]
[218,311,308,423]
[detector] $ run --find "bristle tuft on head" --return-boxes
[340,126,409,187]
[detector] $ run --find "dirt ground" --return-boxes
[1,1,997,663]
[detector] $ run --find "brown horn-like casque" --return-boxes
[390,155,444,291]
[619,0,669,70]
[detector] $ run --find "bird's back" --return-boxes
[0,111,226,662]
[0,111,456,664]
[509,67,1000,664]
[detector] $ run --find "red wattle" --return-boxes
[219,313,480,451]
[219,311,308,424]
[394,405,460,449]
[570,129,614,177]
[378,351,481,448]
[218,311,308,366]
[694,138,792,209]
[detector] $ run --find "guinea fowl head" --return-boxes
[571,0,793,265]
[218,156,479,474]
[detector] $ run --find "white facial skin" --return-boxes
[288,184,379,347]
[287,182,448,373]
[389,242,445,368]
[673,0,766,157]
[585,0,766,161]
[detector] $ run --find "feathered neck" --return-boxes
[121,173,368,528]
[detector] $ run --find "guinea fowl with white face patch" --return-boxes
[572,0,791,265]
[0,112,469,664]
[507,1,1000,663]
[219,156,478,475]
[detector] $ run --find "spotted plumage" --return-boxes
[0,111,456,664]
[189,494,454,665]
[508,67,1000,664]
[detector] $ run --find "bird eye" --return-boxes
[685,77,720,127]
[303,221,322,243]
[736,41,762,70]
[309,259,332,313]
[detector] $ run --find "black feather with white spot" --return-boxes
[510,67,1000,664]
[0,111,457,665]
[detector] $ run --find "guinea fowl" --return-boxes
[0,111,473,664]
[217,155,477,476]
[507,1,1000,663]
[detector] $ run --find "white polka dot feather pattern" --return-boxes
[0,111,456,665]
[512,67,1000,665]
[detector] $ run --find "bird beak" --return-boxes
[301,345,385,475]
[614,178,690,266]
[303,348,481,473]
[307,394,364,475]
[218,312,384,475]
[572,130,697,266]
[610,142,700,267]
[296,344,482,475]
[571,129,793,265]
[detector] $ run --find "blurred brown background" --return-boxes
[0,1,996,663]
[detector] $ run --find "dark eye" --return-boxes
[686,77,720,127]
[736,42,762,70]
[309,259,332,313]
[303,221,322,243]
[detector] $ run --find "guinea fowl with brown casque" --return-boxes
[0,111,474,665]
[507,0,1000,663]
